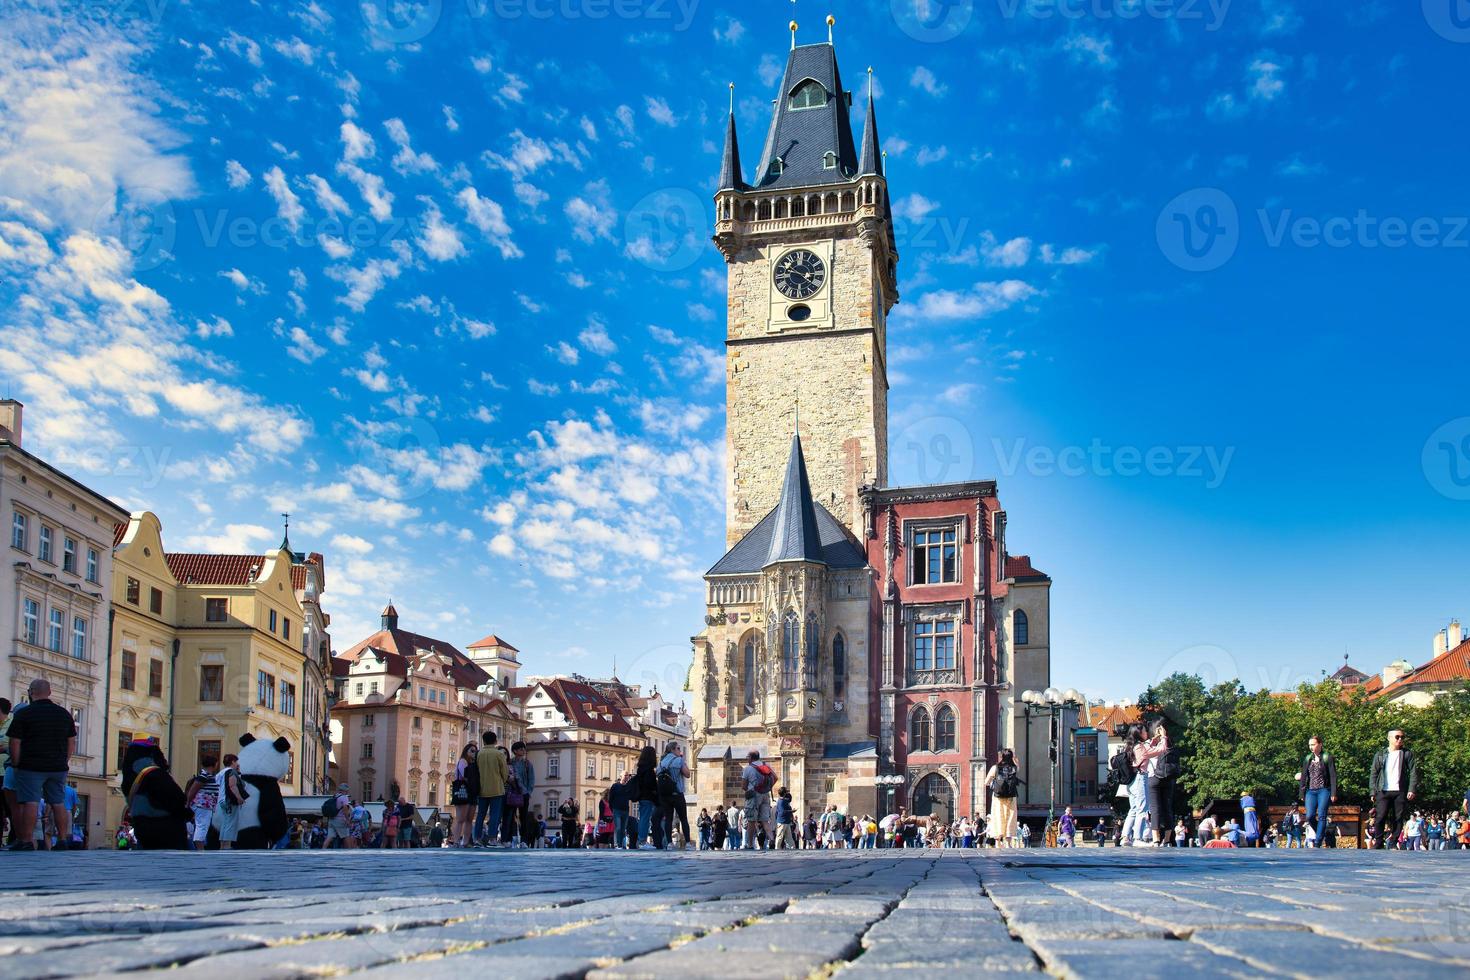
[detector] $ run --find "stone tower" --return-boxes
[714,35,898,548]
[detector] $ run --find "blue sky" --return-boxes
[1,0,1467,704]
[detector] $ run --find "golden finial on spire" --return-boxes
[790,20,798,48]
[827,14,835,44]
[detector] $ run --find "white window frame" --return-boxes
[10,511,27,551]
[71,616,87,659]
[22,598,39,645]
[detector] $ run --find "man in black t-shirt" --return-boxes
[7,680,78,851]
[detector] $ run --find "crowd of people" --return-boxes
[6,681,1470,854]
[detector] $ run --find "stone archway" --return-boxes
[913,772,954,825]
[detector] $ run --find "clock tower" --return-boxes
[714,26,898,548]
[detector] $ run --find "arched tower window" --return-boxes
[935,705,957,752]
[742,635,757,710]
[781,612,800,690]
[823,151,837,170]
[832,634,847,701]
[790,79,827,109]
[910,706,931,753]
[1014,610,1029,647]
[804,614,818,689]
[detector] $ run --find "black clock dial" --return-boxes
[773,249,827,300]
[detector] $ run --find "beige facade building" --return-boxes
[331,607,524,808]
[2,401,128,845]
[514,677,645,824]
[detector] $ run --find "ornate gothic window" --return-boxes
[804,614,818,689]
[832,634,847,700]
[935,705,957,752]
[910,706,931,752]
[743,635,757,709]
[1014,610,1029,646]
[789,79,827,109]
[781,612,800,690]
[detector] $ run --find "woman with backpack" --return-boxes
[633,745,662,849]
[452,743,479,848]
[1144,719,1178,846]
[1118,725,1151,846]
[984,748,1022,849]
[657,744,692,850]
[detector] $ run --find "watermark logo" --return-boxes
[991,438,1234,489]
[623,188,706,273]
[353,416,445,502]
[361,0,443,43]
[1423,0,1470,42]
[994,0,1231,30]
[1157,188,1239,272]
[58,0,170,25]
[95,194,177,274]
[1423,417,1470,501]
[1152,644,1239,689]
[891,0,974,42]
[893,416,976,484]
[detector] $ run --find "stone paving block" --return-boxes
[589,949,833,979]
[1188,928,1458,977]
[1027,937,1275,979]
[851,939,1040,971]
[861,914,1017,946]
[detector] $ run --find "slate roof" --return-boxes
[718,110,744,191]
[753,43,859,190]
[707,432,866,576]
[858,85,882,176]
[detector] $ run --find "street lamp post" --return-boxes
[1020,687,1084,845]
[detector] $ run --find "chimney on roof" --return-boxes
[1450,620,1463,651]
[1435,629,1449,657]
[0,400,21,447]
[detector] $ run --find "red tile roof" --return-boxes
[1085,704,1141,733]
[540,678,639,737]
[1375,639,1470,699]
[467,634,519,653]
[1006,555,1049,581]
[113,521,129,547]
[337,627,490,691]
[164,551,312,591]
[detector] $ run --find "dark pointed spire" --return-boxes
[280,512,291,552]
[765,427,825,565]
[718,84,744,192]
[859,67,882,177]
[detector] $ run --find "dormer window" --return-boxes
[823,151,837,170]
[790,79,827,109]
[769,157,784,178]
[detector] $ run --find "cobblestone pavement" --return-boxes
[2,849,1468,979]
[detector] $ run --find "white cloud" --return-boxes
[909,280,1039,322]
[195,316,233,339]
[578,318,617,356]
[442,105,459,132]
[177,523,275,553]
[489,533,516,557]
[224,159,251,189]
[263,166,305,233]
[272,36,316,65]
[1249,57,1285,102]
[1062,33,1115,68]
[305,174,350,215]
[327,257,400,311]
[286,326,325,363]
[565,179,616,243]
[892,193,940,222]
[415,199,465,261]
[549,341,580,365]
[340,120,375,162]
[910,66,948,96]
[337,163,392,221]
[456,185,521,259]
[982,234,1032,268]
[219,267,264,293]
[916,145,949,166]
[713,17,745,43]
[384,117,437,175]
[645,96,677,127]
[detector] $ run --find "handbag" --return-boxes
[505,776,526,809]
[450,778,469,806]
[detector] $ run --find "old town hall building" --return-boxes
[689,29,1053,825]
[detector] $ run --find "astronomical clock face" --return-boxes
[773,248,827,300]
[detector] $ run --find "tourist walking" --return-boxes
[633,745,661,849]
[325,783,355,849]
[474,731,508,847]
[774,789,797,849]
[451,743,479,847]
[557,797,581,848]
[984,748,1022,849]
[1058,807,1076,847]
[184,756,219,850]
[1240,792,1260,848]
[740,749,776,850]
[657,743,691,850]
[211,753,245,850]
[1297,735,1337,848]
[711,805,728,849]
[507,741,535,848]
[1370,729,1418,849]
[609,772,633,849]
[5,680,77,851]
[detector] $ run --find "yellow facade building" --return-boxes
[105,513,331,835]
